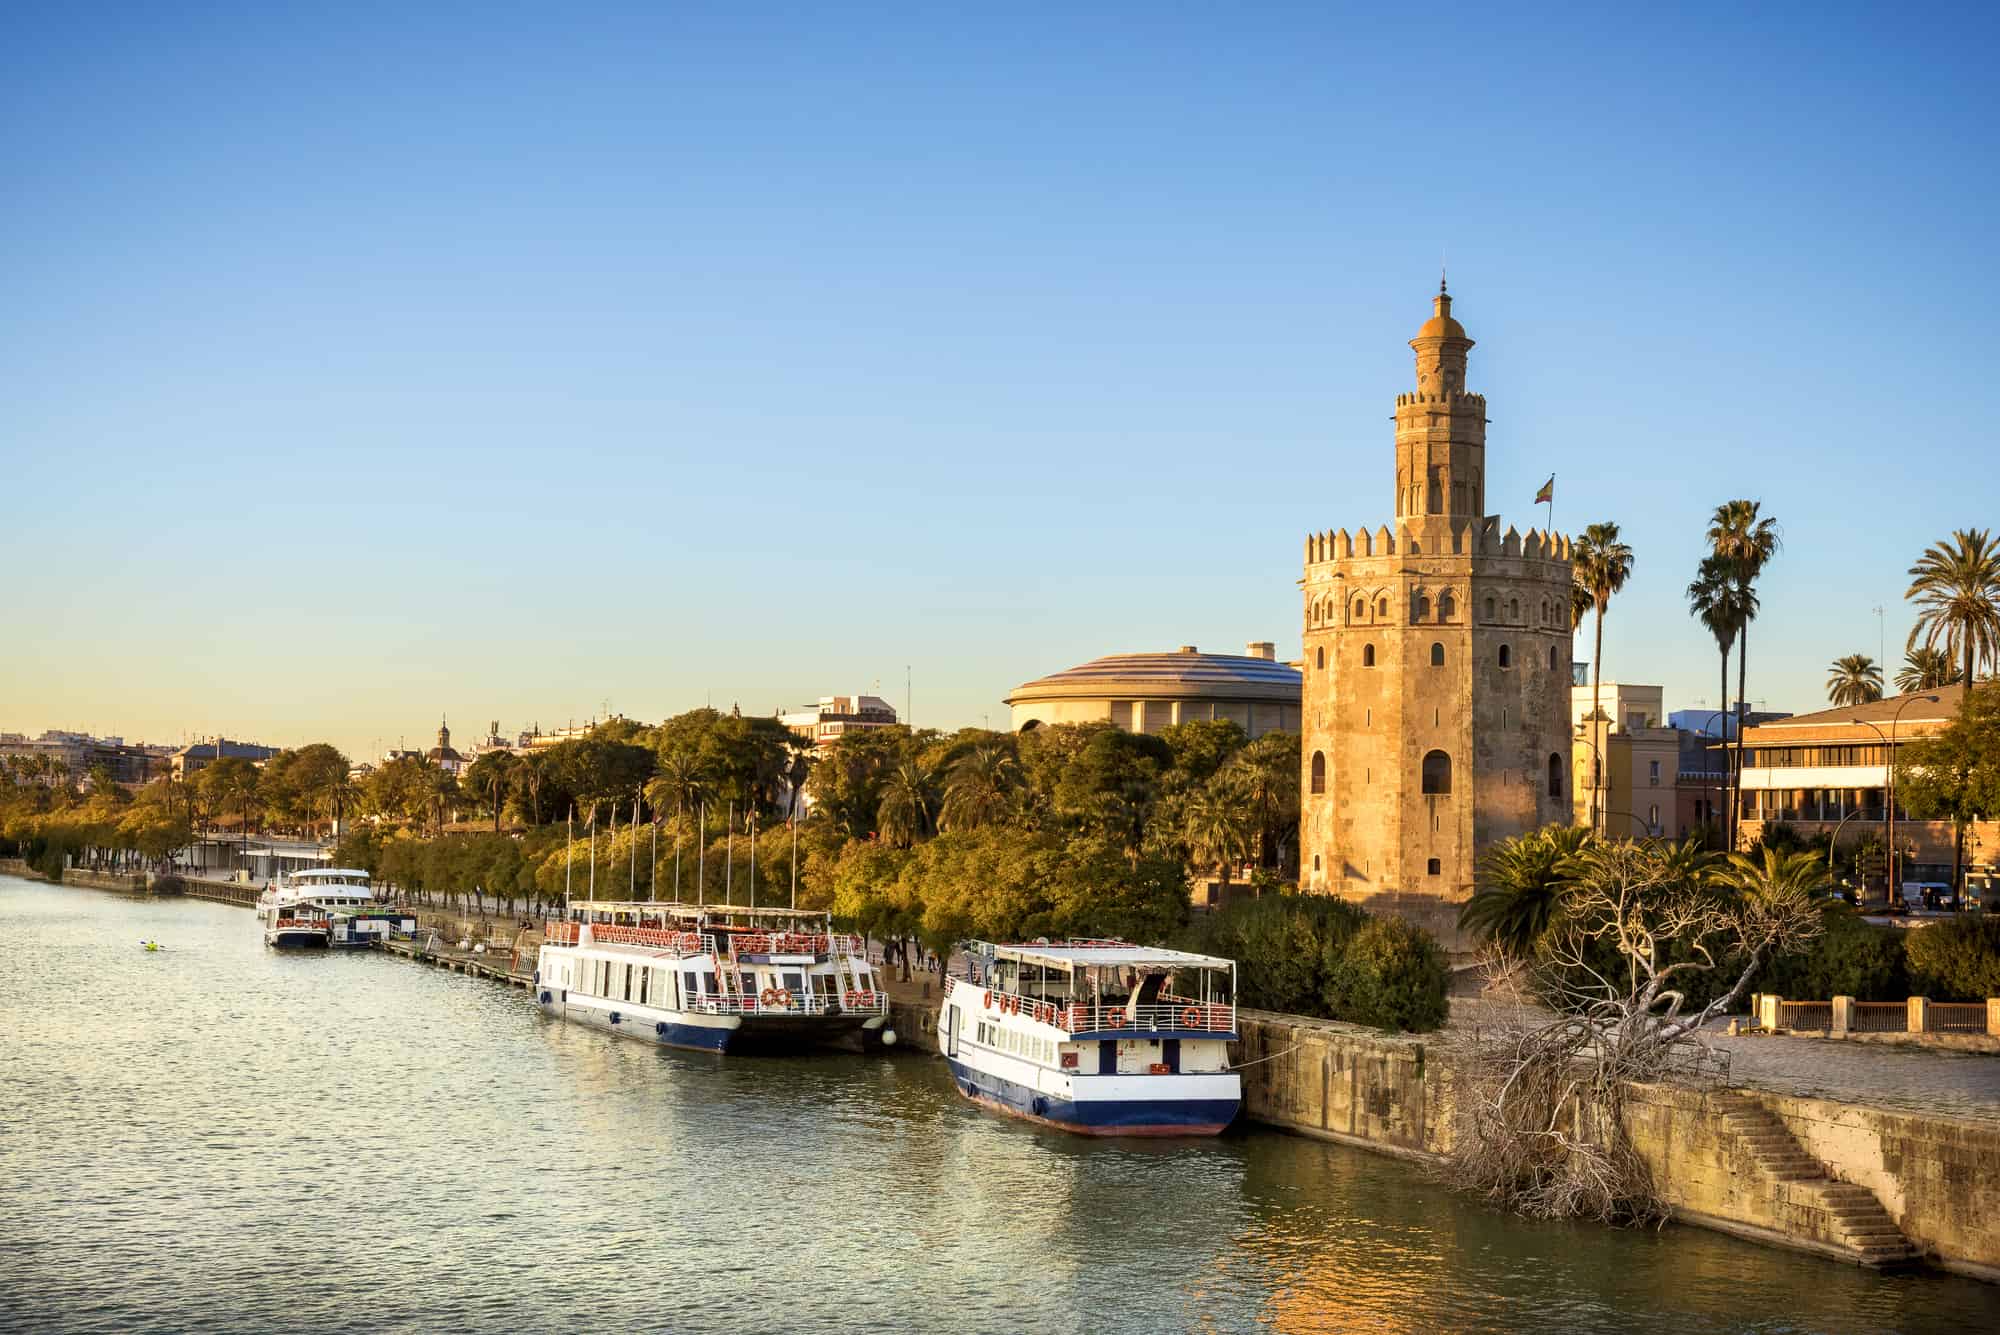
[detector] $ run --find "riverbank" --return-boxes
[21,873,1999,1284]
[1227,1011,2000,1282]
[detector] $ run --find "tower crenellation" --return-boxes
[1298,287,1574,947]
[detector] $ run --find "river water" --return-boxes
[2,876,1995,1334]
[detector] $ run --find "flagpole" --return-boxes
[790,815,797,911]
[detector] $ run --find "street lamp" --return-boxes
[1574,722,1608,836]
[1848,693,1940,907]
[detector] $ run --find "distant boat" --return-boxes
[534,901,896,1054]
[256,869,414,949]
[939,940,1242,1136]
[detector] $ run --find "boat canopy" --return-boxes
[564,900,830,924]
[289,868,371,880]
[977,942,1234,972]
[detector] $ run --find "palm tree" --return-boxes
[1895,646,1961,694]
[1706,500,1780,848]
[464,750,519,832]
[1825,654,1884,707]
[1572,521,1635,834]
[1460,825,1594,958]
[876,759,935,849]
[1686,556,1747,838]
[1569,579,1593,633]
[939,742,1020,832]
[1905,528,2000,693]
[1182,783,1255,897]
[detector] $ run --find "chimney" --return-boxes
[1245,641,1275,660]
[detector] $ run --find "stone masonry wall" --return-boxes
[1233,1013,2000,1279]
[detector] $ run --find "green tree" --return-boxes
[1706,500,1781,847]
[1572,520,1635,834]
[1181,781,1254,895]
[1686,555,1747,834]
[1825,653,1884,707]
[1460,825,1595,958]
[463,750,520,832]
[876,758,937,849]
[938,740,1022,833]
[1907,528,2000,692]
[198,757,261,835]
[1897,684,2000,898]
[1896,646,1962,694]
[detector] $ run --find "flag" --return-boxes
[1533,475,1554,505]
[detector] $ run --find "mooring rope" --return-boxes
[1226,1042,1302,1071]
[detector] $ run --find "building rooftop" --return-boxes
[1746,685,1966,736]
[1005,647,1302,705]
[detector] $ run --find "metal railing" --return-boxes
[684,989,889,1018]
[967,987,1236,1034]
[1776,1001,1833,1032]
[1926,1002,1988,1034]
[1851,1002,1907,1033]
[273,917,330,931]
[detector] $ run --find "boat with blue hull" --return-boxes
[939,940,1241,1136]
[534,901,896,1056]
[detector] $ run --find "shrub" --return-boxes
[1753,907,1909,1002]
[1906,914,2000,1001]
[1180,894,1447,1031]
[1322,916,1449,1032]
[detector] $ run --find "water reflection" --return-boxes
[0,876,1993,1335]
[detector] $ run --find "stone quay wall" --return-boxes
[1232,1012,2000,1280]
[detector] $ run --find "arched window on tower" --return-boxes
[1362,643,1376,667]
[1415,593,1431,621]
[1509,597,1519,619]
[1378,597,1389,618]
[1310,752,1326,795]
[1485,597,1496,620]
[1421,750,1452,795]
[1498,644,1512,669]
[1354,598,1367,621]
[1430,642,1445,667]
[1548,753,1564,798]
[1548,645,1560,671]
[1439,593,1456,621]
[1315,646,1325,670]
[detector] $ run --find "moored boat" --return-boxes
[533,901,897,1055]
[939,940,1241,1136]
[255,869,413,949]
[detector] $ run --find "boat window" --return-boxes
[638,969,648,1005]
[782,971,804,994]
[740,971,756,996]
[683,971,700,999]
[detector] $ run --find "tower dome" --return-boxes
[1413,285,1469,343]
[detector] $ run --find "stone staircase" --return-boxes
[1717,1092,1918,1267]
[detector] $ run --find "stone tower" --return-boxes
[1299,286,1573,943]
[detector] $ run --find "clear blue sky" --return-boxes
[4,3,1995,761]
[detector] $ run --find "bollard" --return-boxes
[1989,997,2000,1038]
[1831,996,1854,1038]
[1758,994,1781,1032]
[1908,996,1928,1034]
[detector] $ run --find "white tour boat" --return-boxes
[938,940,1241,1136]
[256,869,414,949]
[534,901,897,1055]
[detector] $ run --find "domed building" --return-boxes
[1005,643,1301,738]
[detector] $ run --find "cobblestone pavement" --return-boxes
[1447,997,2000,1123]
[1692,1023,2000,1122]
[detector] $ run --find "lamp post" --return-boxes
[1848,693,1939,907]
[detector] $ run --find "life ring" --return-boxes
[982,990,994,1010]
[775,988,793,1009]
[760,987,779,1008]
[844,990,858,1008]
[1182,1006,1201,1028]
[1108,1012,1126,1029]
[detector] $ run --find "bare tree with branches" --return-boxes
[1446,841,1825,1224]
